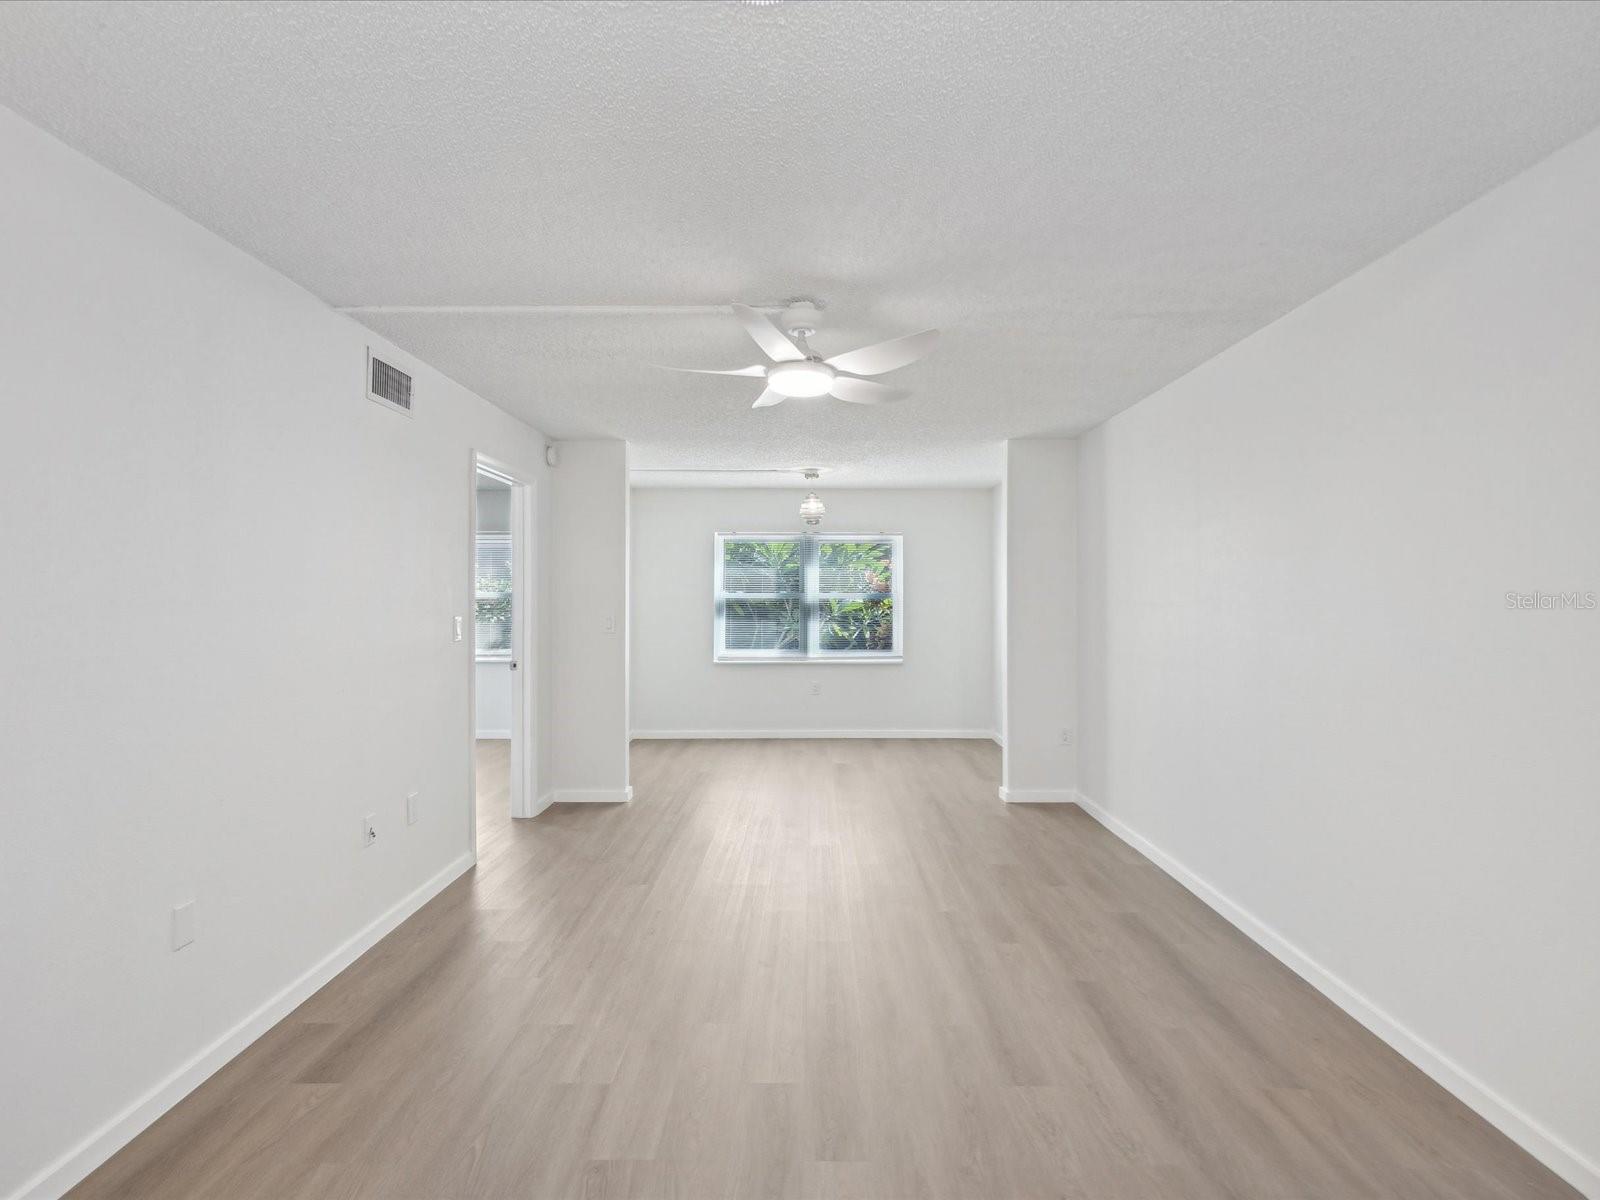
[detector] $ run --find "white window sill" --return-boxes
[715,656,903,665]
[476,655,514,665]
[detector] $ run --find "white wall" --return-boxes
[630,488,995,738]
[0,107,551,1199]
[1077,127,1600,1194]
[474,663,514,738]
[548,440,631,799]
[1001,440,1077,800]
[474,485,511,531]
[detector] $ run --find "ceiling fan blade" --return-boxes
[731,303,805,363]
[829,376,907,405]
[824,328,939,376]
[751,387,786,409]
[655,364,768,377]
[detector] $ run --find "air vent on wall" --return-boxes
[367,348,413,417]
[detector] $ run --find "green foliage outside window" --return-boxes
[476,587,512,653]
[820,598,894,650]
[817,540,895,650]
[719,535,898,656]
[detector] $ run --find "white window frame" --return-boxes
[713,532,904,664]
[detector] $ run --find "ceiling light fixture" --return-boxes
[799,470,825,528]
[656,304,938,409]
[767,359,835,398]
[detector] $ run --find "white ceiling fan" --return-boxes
[660,303,939,408]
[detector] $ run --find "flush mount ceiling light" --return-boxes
[657,302,939,409]
[799,471,826,527]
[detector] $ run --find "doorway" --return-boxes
[471,456,533,855]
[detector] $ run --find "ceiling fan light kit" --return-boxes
[768,359,835,398]
[658,303,939,410]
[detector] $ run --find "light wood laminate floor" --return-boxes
[73,739,1575,1199]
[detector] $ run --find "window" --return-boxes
[475,532,512,658]
[715,533,902,662]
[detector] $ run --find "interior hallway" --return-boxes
[71,740,1575,1199]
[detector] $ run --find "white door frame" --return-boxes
[469,452,538,860]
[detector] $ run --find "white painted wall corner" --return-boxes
[1071,792,1600,1200]
[8,853,475,1200]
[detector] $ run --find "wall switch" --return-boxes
[171,901,195,951]
[809,681,821,696]
[363,814,378,847]
[453,616,464,643]
[602,614,616,634]
[406,792,419,825]
[1060,728,1075,746]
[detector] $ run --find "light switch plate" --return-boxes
[406,791,419,825]
[171,901,195,951]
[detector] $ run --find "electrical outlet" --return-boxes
[171,901,195,951]
[406,791,419,825]
[809,681,821,696]
[363,814,378,847]
[1060,728,1075,746]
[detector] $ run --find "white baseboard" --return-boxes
[1072,792,1600,1200]
[631,729,999,741]
[546,786,633,804]
[474,729,511,740]
[998,785,1076,803]
[11,851,476,1200]
[524,791,555,818]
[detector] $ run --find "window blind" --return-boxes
[815,538,897,654]
[715,533,901,661]
[475,532,513,657]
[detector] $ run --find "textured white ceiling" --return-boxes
[4,1,1599,486]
